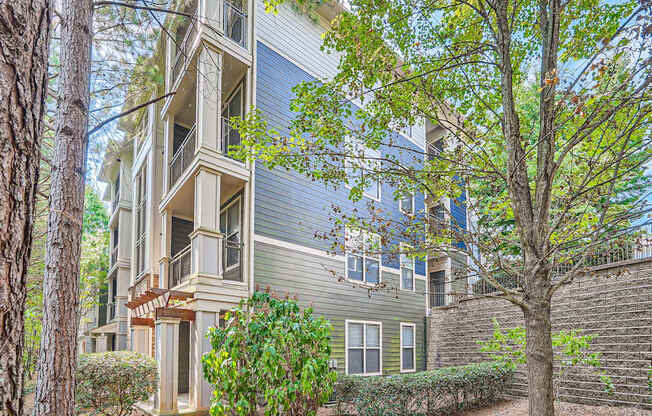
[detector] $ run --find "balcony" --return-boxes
[169,124,196,188]
[168,237,244,288]
[169,244,192,288]
[111,246,118,267]
[221,116,242,159]
[108,302,116,321]
[172,11,199,87]
[223,0,247,49]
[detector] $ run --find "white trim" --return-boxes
[220,195,242,272]
[252,234,426,279]
[345,227,382,285]
[399,191,415,215]
[345,319,383,376]
[400,323,416,373]
[399,243,416,292]
[344,136,381,202]
[253,234,345,261]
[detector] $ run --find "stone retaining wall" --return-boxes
[427,259,652,409]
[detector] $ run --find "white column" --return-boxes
[160,210,171,288]
[191,168,223,278]
[196,46,222,152]
[132,326,150,355]
[96,334,108,353]
[154,318,180,414]
[190,311,217,410]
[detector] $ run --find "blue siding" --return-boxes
[255,42,426,274]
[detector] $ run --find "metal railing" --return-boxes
[223,1,247,49]
[221,117,243,160]
[172,11,199,85]
[108,303,116,321]
[169,124,196,188]
[427,141,442,161]
[222,238,243,281]
[111,246,118,267]
[169,245,192,288]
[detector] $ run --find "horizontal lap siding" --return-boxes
[255,241,427,375]
[255,41,426,273]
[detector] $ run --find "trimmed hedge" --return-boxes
[333,362,513,416]
[77,351,158,416]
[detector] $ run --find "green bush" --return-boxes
[76,351,158,416]
[202,291,337,416]
[333,362,513,416]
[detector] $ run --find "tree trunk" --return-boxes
[0,2,51,415]
[32,0,93,415]
[524,299,555,416]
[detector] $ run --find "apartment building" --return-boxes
[81,1,469,414]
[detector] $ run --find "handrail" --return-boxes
[168,124,196,188]
[171,11,199,85]
[222,238,243,281]
[223,0,247,49]
[169,244,192,288]
[110,246,118,267]
[221,116,243,160]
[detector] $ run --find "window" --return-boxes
[399,191,414,214]
[400,323,416,372]
[401,124,412,138]
[134,166,147,276]
[220,197,241,271]
[346,321,382,375]
[400,244,415,291]
[427,139,443,161]
[345,138,381,201]
[345,227,381,284]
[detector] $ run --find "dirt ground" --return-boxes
[459,399,652,416]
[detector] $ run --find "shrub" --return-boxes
[333,362,513,416]
[76,351,158,416]
[477,318,614,396]
[202,291,337,416]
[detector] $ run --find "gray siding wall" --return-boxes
[254,241,427,375]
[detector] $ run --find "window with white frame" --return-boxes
[134,166,147,276]
[399,191,414,214]
[346,321,382,375]
[220,196,241,270]
[400,244,415,291]
[400,323,416,372]
[346,227,381,284]
[345,138,381,201]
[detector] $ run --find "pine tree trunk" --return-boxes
[32,0,92,415]
[0,2,51,415]
[524,299,555,416]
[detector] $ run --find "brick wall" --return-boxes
[427,259,652,409]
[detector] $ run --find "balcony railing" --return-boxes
[221,117,242,160]
[172,11,199,86]
[169,245,192,288]
[108,302,116,321]
[223,1,247,49]
[169,124,196,188]
[111,246,118,267]
[222,238,243,281]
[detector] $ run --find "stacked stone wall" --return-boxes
[427,259,652,408]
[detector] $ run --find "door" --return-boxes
[178,321,190,394]
[429,271,445,307]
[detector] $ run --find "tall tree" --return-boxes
[32,0,93,414]
[234,1,652,415]
[0,1,51,414]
